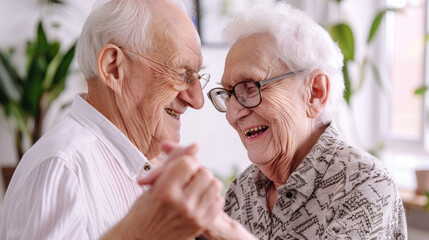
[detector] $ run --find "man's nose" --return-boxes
[177,82,204,109]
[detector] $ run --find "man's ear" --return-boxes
[97,44,127,92]
[305,69,330,119]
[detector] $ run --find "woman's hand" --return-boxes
[201,212,258,240]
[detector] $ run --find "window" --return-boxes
[384,0,427,151]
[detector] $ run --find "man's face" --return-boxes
[222,33,309,166]
[116,3,204,158]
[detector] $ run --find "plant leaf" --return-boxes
[342,61,352,105]
[414,85,428,95]
[37,21,58,62]
[45,42,75,105]
[49,41,60,57]
[0,50,23,100]
[329,23,355,62]
[367,8,397,44]
[7,101,29,137]
[23,54,46,116]
[357,57,368,91]
[51,43,75,86]
[370,61,384,91]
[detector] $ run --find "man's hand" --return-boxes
[101,142,224,240]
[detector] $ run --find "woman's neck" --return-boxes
[260,123,328,190]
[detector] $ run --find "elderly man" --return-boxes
[0,0,223,239]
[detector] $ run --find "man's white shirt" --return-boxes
[0,94,154,239]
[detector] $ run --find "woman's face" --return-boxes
[222,33,310,166]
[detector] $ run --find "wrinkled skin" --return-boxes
[197,33,329,240]
[222,33,328,209]
[87,0,204,161]
[89,0,224,239]
[101,143,224,240]
[223,33,306,183]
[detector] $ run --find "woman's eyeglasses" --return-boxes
[207,71,299,112]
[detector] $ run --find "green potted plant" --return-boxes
[0,21,76,190]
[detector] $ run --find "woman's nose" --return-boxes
[226,94,249,122]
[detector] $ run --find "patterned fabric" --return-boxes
[224,124,407,240]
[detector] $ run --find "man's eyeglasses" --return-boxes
[119,46,210,89]
[207,71,299,112]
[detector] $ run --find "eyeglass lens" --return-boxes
[179,70,209,89]
[208,81,261,112]
[199,74,210,89]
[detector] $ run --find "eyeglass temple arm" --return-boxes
[259,71,302,86]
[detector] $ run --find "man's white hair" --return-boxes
[76,0,193,80]
[224,3,345,124]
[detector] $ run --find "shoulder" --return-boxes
[226,164,259,193]
[26,116,97,159]
[9,116,99,193]
[224,164,258,214]
[323,141,402,210]
[320,143,407,238]
[329,140,392,183]
[1,156,89,239]
[319,140,401,206]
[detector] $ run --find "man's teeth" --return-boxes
[244,126,268,138]
[165,109,180,118]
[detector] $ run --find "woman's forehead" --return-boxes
[222,35,279,86]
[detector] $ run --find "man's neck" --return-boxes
[85,79,160,160]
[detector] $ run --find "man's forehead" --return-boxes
[146,16,202,70]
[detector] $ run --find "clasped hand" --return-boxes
[103,142,224,240]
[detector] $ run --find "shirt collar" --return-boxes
[250,123,342,198]
[69,94,150,180]
[283,123,342,197]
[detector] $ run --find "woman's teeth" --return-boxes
[165,108,180,118]
[244,126,268,138]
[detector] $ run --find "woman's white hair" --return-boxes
[224,3,345,124]
[76,0,193,80]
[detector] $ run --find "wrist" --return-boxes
[100,218,135,240]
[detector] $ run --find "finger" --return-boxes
[138,143,199,186]
[165,143,199,162]
[137,164,165,185]
[183,168,213,206]
[157,155,200,188]
[160,141,177,154]
[202,195,225,226]
[198,178,223,211]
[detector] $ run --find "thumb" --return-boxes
[137,143,199,186]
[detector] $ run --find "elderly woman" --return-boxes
[205,3,407,240]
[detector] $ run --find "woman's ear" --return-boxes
[97,44,127,93]
[305,69,330,119]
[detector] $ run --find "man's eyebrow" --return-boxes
[178,61,205,72]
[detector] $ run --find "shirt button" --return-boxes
[143,164,151,171]
[286,192,293,198]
